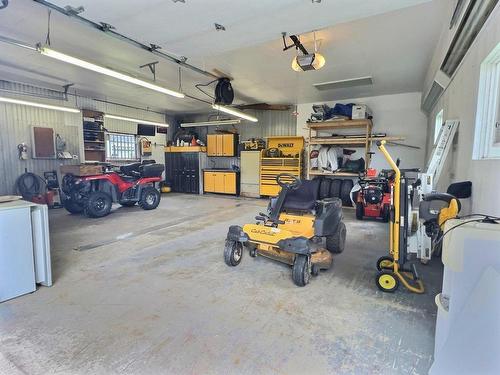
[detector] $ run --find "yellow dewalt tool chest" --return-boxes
[259,136,304,197]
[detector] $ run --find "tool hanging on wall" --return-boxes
[17,143,28,160]
[140,138,152,156]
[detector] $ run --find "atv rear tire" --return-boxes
[292,254,310,287]
[139,187,161,210]
[224,240,243,266]
[355,202,364,220]
[340,179,354,206]
[326,221,347,254]
[63,199,84,214]
[84,191,112,218]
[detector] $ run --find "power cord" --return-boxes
[434,214,500,247]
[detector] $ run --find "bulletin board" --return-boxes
[32,126,55,158]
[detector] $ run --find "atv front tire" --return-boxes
[139,187,161,210]
[326,221,347,254]
[63,199,84,214]
[84,191,112,218]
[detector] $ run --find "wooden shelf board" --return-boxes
[308,170,358,177]
[309,136,404,146]
[307,119,372,130]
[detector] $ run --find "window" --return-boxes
[473,42,500,160]
[434,109,444,143]
[105,133,138,161]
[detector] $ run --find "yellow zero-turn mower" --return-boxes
[375,141,461,293]
[224,173,347,286]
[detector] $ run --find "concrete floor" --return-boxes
[0,194,442,375]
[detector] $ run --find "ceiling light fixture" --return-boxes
[212,104,258,122]
[39,47,185,98]
[0,96,80,113]
[180,119,241,128]
[104,114,169,128]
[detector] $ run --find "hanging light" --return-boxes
[180,119,241,128]
[39,47,185,98]
[0,96,80,113]
[212,104,258,122]
[104,114,169,128]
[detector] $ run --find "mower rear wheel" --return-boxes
[382,204,390,223]
[340,180,354,206]
[376,270,399,292]
[84,191,112,218]
[326,221,347,254]
[376,255,394,271]
[292,255,310,287]
[355,202,364,220]
[139,187,161,210]
[224,240,243,266]
[63,199,84,214]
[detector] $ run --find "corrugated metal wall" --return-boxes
[178,109,297,143]
[0,93,174,195]
[0,102,81,195]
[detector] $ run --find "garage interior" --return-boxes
[0,1,499,374]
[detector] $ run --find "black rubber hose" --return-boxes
[15,172,46,200]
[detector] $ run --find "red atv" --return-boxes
[353,172,392,222]
[61,161,164,218]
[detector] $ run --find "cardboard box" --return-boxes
[351,105,372,119]
[60,164,103,176]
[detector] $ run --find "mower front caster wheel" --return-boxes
[376,270,399,292]
[224,240,243,267]
[376,256,394,271]
[292,255,310,287]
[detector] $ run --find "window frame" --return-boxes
[105,132,139,162]
[473,42,500,160]
[434,109,444,144]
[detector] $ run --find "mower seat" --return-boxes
[282,179,320,211]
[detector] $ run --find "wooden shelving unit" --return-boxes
[82,109,105,162]
[306,118,372,179]
[306,118,406,178]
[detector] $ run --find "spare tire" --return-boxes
[340,179,354,207]
[319,178,332,200]
[330,179,342,198]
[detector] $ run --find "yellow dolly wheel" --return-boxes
[376,256,394,271]
[376,270,399,292]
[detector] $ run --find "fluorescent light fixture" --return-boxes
[0,96,80,113]
[40,47,185,99]
[104,114,169,128]
[212,104,258,122]
[180,119,241,128]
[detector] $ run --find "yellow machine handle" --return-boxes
[376,141,401,268]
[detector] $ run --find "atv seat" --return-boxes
[120,162,141,177]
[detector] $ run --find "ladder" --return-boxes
[426,120,459,188]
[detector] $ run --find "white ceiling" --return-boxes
[0,0,447,114]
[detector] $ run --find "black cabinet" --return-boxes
[165,152,200,194]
